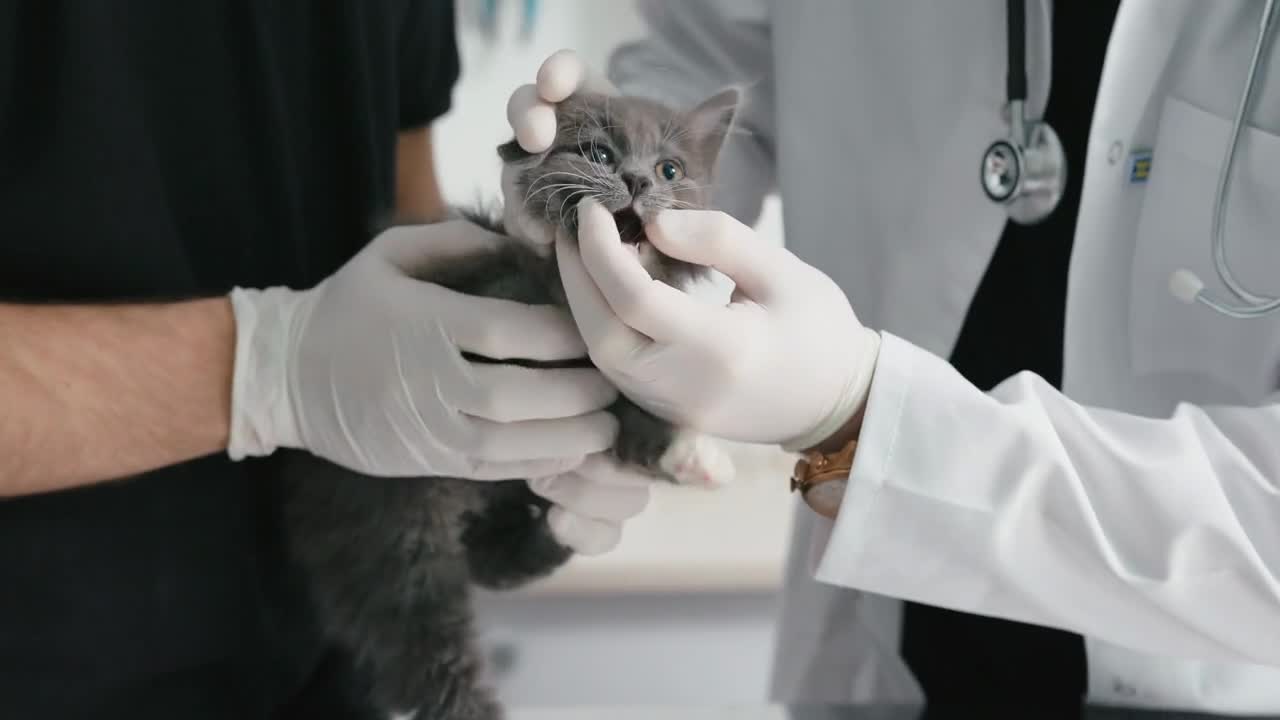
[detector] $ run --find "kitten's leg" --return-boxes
[461,480,573,590]
[609,398,735,487]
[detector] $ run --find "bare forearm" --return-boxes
[394,125,448,223]
[0,298,235,496]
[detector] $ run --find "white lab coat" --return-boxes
[609,0,1280,713]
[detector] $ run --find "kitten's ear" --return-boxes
[686,86,743,169]
[498,138,535,163]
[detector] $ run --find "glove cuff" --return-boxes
[226,286,306,460]
[782,327,883,453]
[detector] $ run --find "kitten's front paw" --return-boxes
[658,432,735,488]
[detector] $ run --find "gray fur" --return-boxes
[277,87,740,719]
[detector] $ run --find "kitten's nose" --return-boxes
[622,173,652,198]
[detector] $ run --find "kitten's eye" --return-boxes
[588,146,615,167]
[657,160,684,182]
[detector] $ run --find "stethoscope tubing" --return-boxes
[994,0,1280,318]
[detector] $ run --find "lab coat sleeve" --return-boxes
[607,0,776,226]
[814,332,1280,666]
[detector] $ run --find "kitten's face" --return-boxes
[498,89,739,284]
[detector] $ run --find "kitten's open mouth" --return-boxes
[612,208,646,245]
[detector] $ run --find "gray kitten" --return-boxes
[277,87,740,720]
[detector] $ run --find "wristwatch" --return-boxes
[789,437,856,519]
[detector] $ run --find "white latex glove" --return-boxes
[557,200,882,451]
[507,49,607,154]
[226,221,620,479]
[527,453,653,555]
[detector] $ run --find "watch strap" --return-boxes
[790,438,856,519]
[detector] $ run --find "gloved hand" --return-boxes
[226,220,620,479]
[557,200,883,451]
[507,49,603,154]
[527,453,652,555]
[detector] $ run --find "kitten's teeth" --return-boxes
[660,433,736,487]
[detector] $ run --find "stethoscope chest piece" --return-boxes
[981,118,1066,225]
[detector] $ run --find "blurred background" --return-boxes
[431,0,795,707]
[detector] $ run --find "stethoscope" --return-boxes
[980,0,1066,227]
[982,0,1280,319]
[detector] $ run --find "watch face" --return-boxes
[804,479,847,518]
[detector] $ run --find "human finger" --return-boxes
[508,83,558,153]
[570,452,659,487]
[537,48,618,98]
[461,410,619,463]
[527,473,651,523]
[576,199,716,343]
[437,289,589,361]
[536,49,588,102]
[646,210,784,302]
[450,364,617,423]
[555,227,651,364]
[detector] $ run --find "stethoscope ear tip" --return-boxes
[1169,268,1205,304]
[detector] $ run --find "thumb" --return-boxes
[645,210,783,301]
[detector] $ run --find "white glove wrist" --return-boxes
[227,286,307,461]
[781,327,883,453]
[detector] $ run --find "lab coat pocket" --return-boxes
[1128,95,1280,403]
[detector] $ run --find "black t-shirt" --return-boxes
[900,2,1121,715]
[0,2,458,718]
